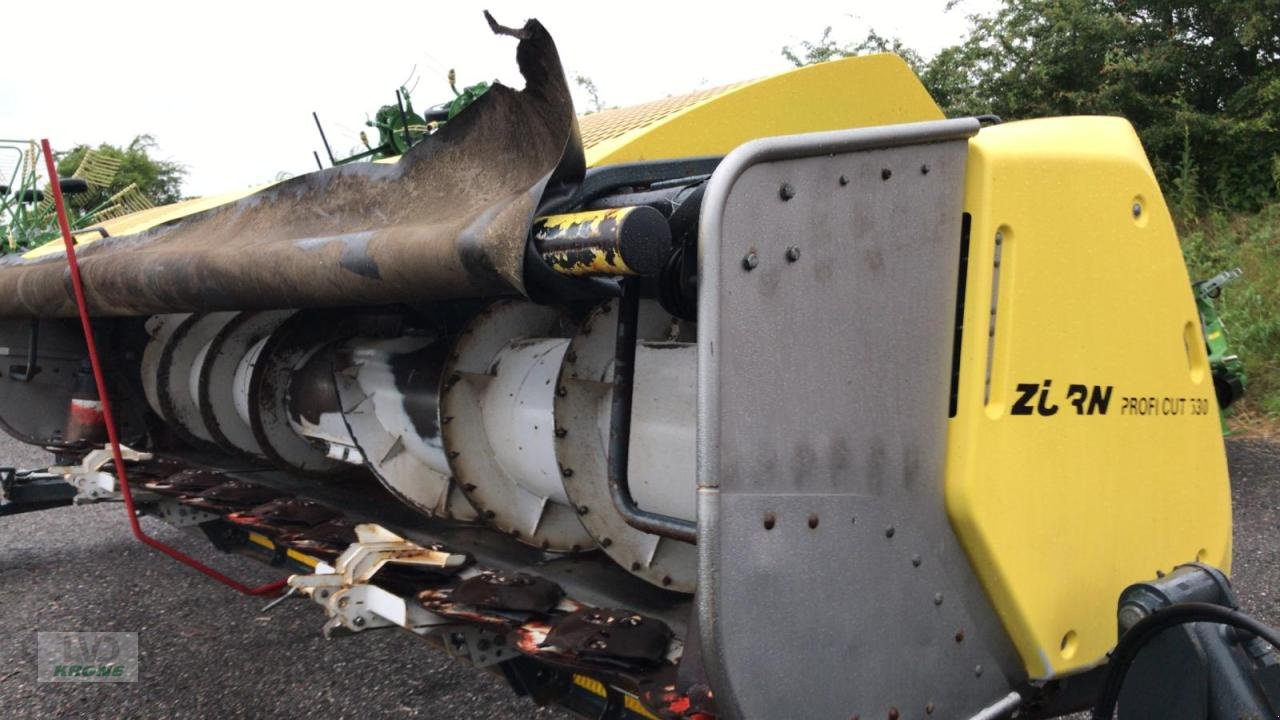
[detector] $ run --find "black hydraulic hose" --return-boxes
[1091,601,1280,719]
[607,279,697,543]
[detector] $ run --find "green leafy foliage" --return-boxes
[784,0,1280,212]
[1181,205,1280,415]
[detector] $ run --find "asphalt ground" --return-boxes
[1,437,1277,719]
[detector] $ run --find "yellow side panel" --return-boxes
[947,117,1232,679]
[583,54,943,166]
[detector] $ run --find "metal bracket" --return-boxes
[442,626,519,668]
[149,497,221,528]
[49,445,153,504]
[288,524,468,639]
[8,319,39,382]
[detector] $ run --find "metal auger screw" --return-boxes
[786,246,801,262]
[779,183,795,200]
[742,252,759,271]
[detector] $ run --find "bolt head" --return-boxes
[1118,604,1148,631]
[881,168,892,181]
[786,245,801,262]
[779,183,795,200]
[742,251,759,271]
[1132,201,1143,218]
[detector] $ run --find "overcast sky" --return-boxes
[3,1,998,197]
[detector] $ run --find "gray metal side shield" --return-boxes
[696,119,1023,718]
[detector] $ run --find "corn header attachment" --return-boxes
[0,12,1275,720]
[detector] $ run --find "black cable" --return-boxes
[1092,601,1280,719]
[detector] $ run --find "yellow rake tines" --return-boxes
[73,149,122,189]
[90,183,154,221]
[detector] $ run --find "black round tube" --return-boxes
[1091,601,1280,719]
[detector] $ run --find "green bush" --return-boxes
[1180,203,1280,415]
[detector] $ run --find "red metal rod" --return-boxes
[40,139,285,597]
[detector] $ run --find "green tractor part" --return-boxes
[1194,268,1246,430]
[0,140,140,254]
[314,71,490,167]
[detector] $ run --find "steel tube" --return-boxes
[607,280,697,543]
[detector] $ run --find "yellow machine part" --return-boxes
[25,54,939,260]
[581,54,942,166]
[946,116,1232,679]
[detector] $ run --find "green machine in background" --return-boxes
[0,140,152,254]
[313,71,490,166]
[1194,268,1246,428]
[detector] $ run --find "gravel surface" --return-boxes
[0,438,1276,719]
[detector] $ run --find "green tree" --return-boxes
[782,27,925,72]
[56,134,185,210]
[784,0,1280,212]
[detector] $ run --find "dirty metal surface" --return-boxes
[155,311,238,446]
[440,300,593,553]
[0,15,582,318]
[169,450,693,637]
[247,310,362,478]
[555,299,699,593]
[695,119,1024,719]
[0,317,148,447]
[198,310,294,457]
[333,334,478,521]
